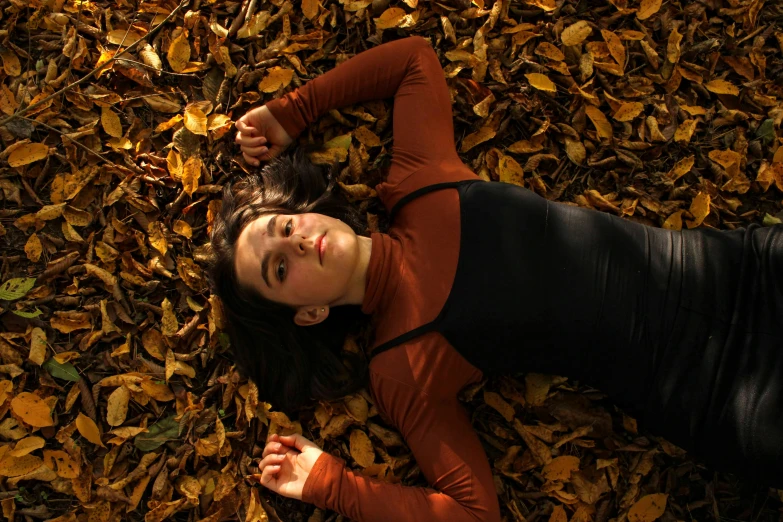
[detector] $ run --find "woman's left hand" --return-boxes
[249,433,324,500]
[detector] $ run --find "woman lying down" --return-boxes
[208,36,783,522]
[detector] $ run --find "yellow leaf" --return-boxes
[662,210,683,231]
[167,31,190,73]
[43,449,79,478]
[561,20,592,46]
[525,73,557,92]
[564,138,586,165]
[0,84,18,116]
[667,27,682,64]
[75,412,105,447]
[8,143,48,167]
[173,220,192,238]
[636,0,662,20]
[0,455,43,477]
[549,505,568,522]
[147,221,168,255]
[51,311,92,333]
[542,455,580,481]
[10,436,45,457]
[0,49,21,77]
[374,7,407,30]
[601,30,626,69]
[686,192,710,229]
[498,154,525,186]
[161,298,179,336]
[141,329,166,361]
[666,155,694,181]
[24,233,42,263]
[460,127,496,153]
[258,67,294,93]
[535,42,565,61]
[674,119,698,143]
[184,105,208,135]
[28,328,47,366]
[483,391,515,421]
[628,493,668,522]
[101,107,123,138]
[613,102,644,121]
[106,385,130,427]
[10,392,54,427]
[705,79,739,96]
[167,149,183,180]
[182,156,202,197]
[140,381,175,401]
[302,0,319,19]
[585,105,613,140]
[106,29,143,46]
[349,430,375,467]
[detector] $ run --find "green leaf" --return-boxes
[42,358,81,382]
[763,213,781,227]
[0,278,36,301]
[218,332,230,350]
[756,119,775,146]
[12,307,42,319]
[135,415,180,452]
[323,133,351,150]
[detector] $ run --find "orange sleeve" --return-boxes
[300,370,501,522]
[264,36,459,186]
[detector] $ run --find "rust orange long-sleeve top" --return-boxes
[265,36,501,522]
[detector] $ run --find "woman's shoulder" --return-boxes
[367,331,483,401]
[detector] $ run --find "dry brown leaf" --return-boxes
[686,192,710,229]
[28,327,47,366]
[11,392,54,427]
[561,21,592,46]
[8,143,49,167]
[613,102,644,121]
[526,73,557,92]
[75,413,105,447]
[637,0,662,20]
[167,31,191,73]
[106,385,130,427]
[585,105,613,140]
[258,67,295,93]
[705,79,740,96]
[629,493,668,522]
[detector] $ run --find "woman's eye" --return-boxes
[285,220,293,236]
[277,259,286,282]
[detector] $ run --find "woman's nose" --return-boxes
[289,235,309,256]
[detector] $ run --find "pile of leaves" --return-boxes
[0,0,782,519]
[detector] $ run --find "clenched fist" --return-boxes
[235,105,293,166]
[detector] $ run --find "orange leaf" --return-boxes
[75,412,105,447]
[10,392,54,427]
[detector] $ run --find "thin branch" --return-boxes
[0,0,190,128]
[114,57,197,77]
[23,116,118,168]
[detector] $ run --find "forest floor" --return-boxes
[0,0,782,520]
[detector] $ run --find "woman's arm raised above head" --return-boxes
[297,370,501,522]
[263,36,459,178]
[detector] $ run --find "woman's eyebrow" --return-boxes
[260,215,278,287]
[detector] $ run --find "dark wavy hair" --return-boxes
[208,145,369,413]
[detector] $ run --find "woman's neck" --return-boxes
[335,234,374,307]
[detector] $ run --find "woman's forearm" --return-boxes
[303,452,500,522]
[263,37,448,143]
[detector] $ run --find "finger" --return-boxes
[259,453,286,469]
[261,442,286,459]
[260,464,281,486]
[241,145,269,157]
[243,152,261,166]
[278,433,312,451]
[235,134,266,147]
[236,119,256,136]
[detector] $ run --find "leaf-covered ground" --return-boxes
[1,0,782,520]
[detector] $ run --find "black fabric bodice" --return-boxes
[371,179,783,487]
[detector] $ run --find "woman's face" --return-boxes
[234,212,362,310]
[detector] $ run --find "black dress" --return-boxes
[371,179,783,488]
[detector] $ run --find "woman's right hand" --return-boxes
[235,105,293,166]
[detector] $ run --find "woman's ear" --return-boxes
[293,306,329,326]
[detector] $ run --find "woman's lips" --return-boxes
[318,234,326,264]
